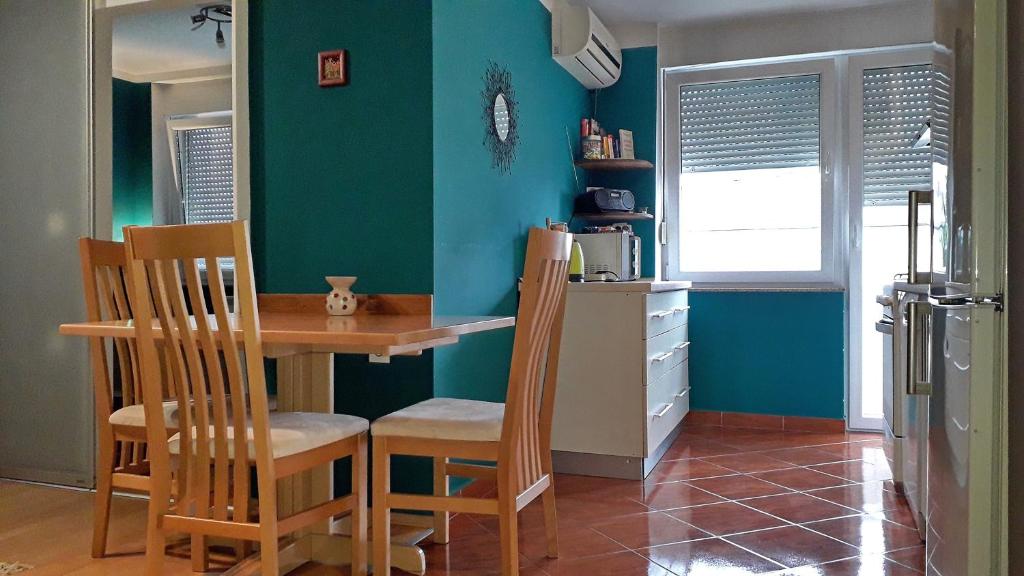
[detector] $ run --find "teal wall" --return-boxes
[431,1,589,402]
[688,291,846,419]
[590,47,658,276]
[112,78,152,240]
[249,0,434,493]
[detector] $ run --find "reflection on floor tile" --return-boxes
[726,525,861,568]
[667,501,788,536]
[805,515,923,554]
[641,537,784,574]
[742,493,858,524]
[590,511,710,548]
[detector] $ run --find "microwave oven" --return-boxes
[575,231,640,282]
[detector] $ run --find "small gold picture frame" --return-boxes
[318,50,348,87]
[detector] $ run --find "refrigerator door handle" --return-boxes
[907,189,932,285]
[906,300,933,395]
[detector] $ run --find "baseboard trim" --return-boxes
[684,410,845,433]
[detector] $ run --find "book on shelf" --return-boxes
[619,129,634,160]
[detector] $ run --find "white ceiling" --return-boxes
[581,0,906,25]
[113,7,231,83]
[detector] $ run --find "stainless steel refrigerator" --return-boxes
[909,1,1008,574]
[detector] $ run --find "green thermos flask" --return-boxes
[569,239,585,282]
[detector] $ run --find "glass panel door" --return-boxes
[849,55,934,430]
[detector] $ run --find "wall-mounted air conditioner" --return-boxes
[552,2,622,90]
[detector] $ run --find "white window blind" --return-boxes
[178,125,234,224]
[862,65,933,205]
[679,75,820,172]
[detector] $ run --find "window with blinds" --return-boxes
[177,125,235,224]
[679,75,820,173]
[861,65,933,205]
[675,72,826,276]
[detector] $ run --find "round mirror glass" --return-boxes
[493,93,510,142]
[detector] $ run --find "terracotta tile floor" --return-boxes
[423,423,924,575]
[0,424,924,575]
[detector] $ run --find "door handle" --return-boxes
[906,300,933,395]
[908,189,932,284]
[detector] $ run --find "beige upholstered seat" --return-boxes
[371,398,504,442]
[108,396,280,429]
[109,401,179,428]
[169,411,369,459]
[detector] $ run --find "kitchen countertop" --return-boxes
[567,279,691,293]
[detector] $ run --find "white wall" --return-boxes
[658,0,934,68]
[151,78,231,224]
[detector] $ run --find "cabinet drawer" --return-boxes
[646,359,690,456]
[644,324,689,384]
[644,290,689,339]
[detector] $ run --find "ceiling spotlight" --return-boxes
[190,4,231,48]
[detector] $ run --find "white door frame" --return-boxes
[846,45,936,431]
[91,0,250,241]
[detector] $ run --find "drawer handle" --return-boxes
[652,402,674,418]
[651,351,674,363]
[674,388,690,399]
[673,342,690,351]
[650,306,690,319]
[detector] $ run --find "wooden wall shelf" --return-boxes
[573,212,654,223]
[574,159,654,171]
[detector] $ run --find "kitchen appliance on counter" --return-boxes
[877,278,930,540]
[575,228,640,281]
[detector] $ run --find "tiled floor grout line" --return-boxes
[884,543,927,573]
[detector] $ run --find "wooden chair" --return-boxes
[371,227,572,576]
[124,221,369,576]
[79,238,182,558]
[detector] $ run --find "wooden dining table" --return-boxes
[59,293,515,575]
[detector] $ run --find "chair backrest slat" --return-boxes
[125,221,270,523]
[79,238,147,470]
[499,228,571,494]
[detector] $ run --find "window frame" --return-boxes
[662,58,840,286]
[166,110,235,226]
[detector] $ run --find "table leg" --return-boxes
[275,353,429,575]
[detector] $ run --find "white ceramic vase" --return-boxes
[325,276,358,316]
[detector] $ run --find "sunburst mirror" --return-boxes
[481,61,519,174]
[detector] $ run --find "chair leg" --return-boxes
[433,456,449,544]
[351,432,368,576]
[257,476,280,576]
[190,535,208,573]
[144,474,170,576]
[91,436,115,558]
[372,436,391,576]
[498,486,520,576]
[541,480,559,558]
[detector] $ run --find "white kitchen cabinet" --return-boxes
[551,280,692,479]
